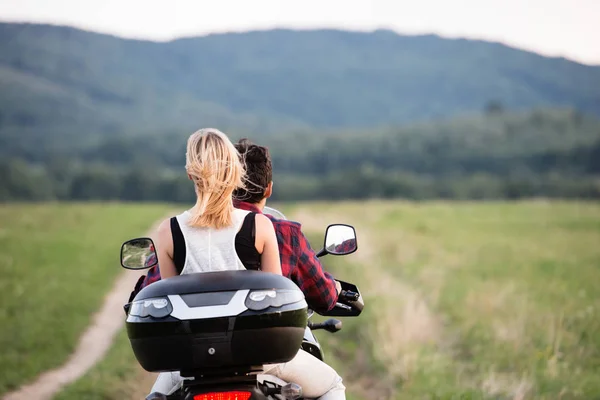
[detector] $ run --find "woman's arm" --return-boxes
[255,214,282,275]
[154,218,178,279]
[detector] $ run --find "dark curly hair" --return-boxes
[233,138,273,204]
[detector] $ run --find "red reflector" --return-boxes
[193,391,252,400]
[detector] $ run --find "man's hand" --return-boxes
[335,280,342,294]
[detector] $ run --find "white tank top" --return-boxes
[175,208,250,274]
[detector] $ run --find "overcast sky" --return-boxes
[1,0,598,65]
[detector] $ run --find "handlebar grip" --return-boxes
[335,302,352,310]
[340,290,360,302]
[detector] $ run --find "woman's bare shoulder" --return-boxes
[157,217,172,234]
[255,213,275,235]
[255,213,274,226]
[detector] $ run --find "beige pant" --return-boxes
[263,349,346,399]
[150,350,346,399]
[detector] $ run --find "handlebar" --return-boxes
[308,280,363,318]
[340,290,360,302]
[332,290,360,311]
[335,302,352,310]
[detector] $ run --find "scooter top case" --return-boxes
[126,270,308,374]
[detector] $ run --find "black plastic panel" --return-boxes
[130,326,305,372]
[127,317,230,339]
[301,341,323,361]
[134,270,299,301]
[231,327,304,366]
[234,309,307,330]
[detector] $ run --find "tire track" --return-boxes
[290,207,443,400]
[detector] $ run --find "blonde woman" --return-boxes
[154,128,281,278]
[149,128,281,395]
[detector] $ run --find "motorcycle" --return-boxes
[120,207,364,400]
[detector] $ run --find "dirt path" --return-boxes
[3,218,165,400]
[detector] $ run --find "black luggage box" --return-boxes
[125,270,308,374]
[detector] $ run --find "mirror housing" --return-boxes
[120,237,158,270]
[322,224,357,256]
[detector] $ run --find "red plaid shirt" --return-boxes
[132,201,339,313]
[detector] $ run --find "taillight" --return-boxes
[193,391,252,400]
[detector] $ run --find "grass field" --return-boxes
[0,202,171,396]
[289,200,600,400]
[3,201,598,400]
[55,328,155,400]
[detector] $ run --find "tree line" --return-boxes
[2,158,599,203]
[1,108,599,203]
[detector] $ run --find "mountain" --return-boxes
[1,22,600,156]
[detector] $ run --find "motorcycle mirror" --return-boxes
[323,224,357,256]
[315,247,328,258]
[120,237,158,270]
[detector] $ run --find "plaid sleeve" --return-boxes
[128,265,161,304]
[286,225,339,313]
[141,265,161,289]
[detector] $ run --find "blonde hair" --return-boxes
[185,128,245,229]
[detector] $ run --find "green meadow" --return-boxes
[1,201,599,399]
[295,200,600,400]
[0,203,170,395]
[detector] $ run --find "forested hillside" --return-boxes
[2,109,599,201]
[2,23,599,201]
[1,22,599,155]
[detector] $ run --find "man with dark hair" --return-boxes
[231,138,345,399]
[232,138,341,312]
[130,139,340,313]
